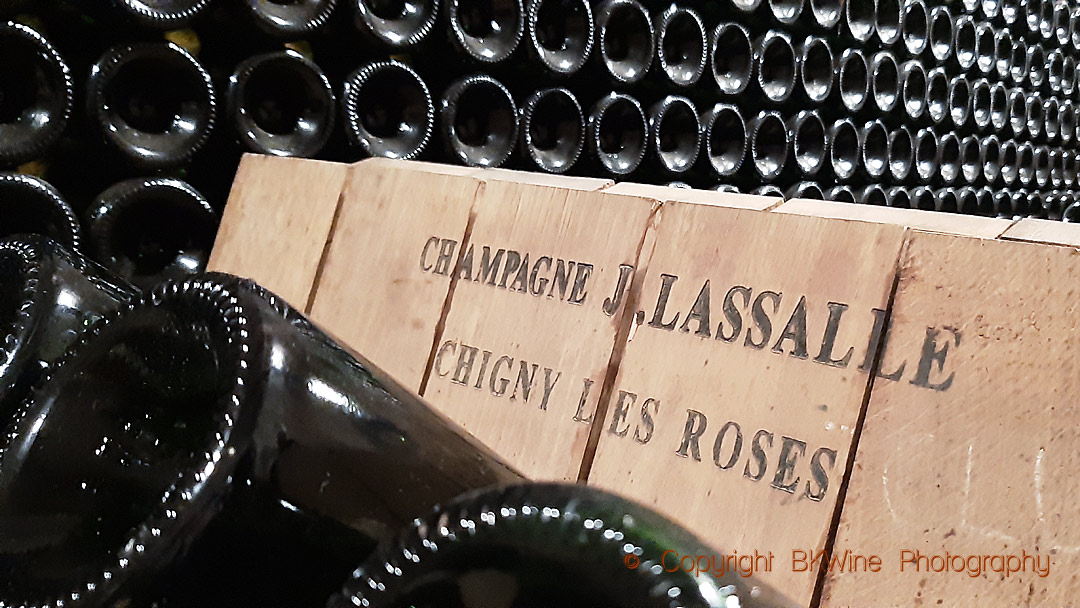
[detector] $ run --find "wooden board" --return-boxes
[1001,217,1080,248]
[307,158,482,391]
[821,232,1080,607]
[207,154,349,309]
[777,199,1016,238]
[471,167,614,190]
[422,177,657,481]
[586,204,908,605]
[605,181,783,210]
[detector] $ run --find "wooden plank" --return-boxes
[604,181,782,210]
[821,232,1080,607]
[1001,217,1080,248]
[422,178,657,481]
[471,167,614,190]
[306,158,482,391]
[207,154,349,309]
[586,204,908,605]
[776,199,1016,238]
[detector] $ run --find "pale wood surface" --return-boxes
[470,167,614,190]
[587,204,908,605]
[1001,217,1080,248]
[776,199,1017,238]
[307,159,481,391]
[822,232,1080,607]
[422,179,657,481]
[207,154,349,309]
[603,181,783,210]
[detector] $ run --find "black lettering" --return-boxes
[420,236,439,272]
[634,398,659,445]
[805,447,837,501]
[712,421,743,470]
[771,295,809,358]
[498,251,522,289]
[745,291,782,349]
[743,429,773,481]
[911,327,961,391]
[511,360,538,402]
[539,368,560,411]
[608,390,635,437]
[573,378,594,423]
[548,259,575,300]
[717,286,750,342]
[649,274,680,330]
[478,247,506,286]
[433,239,458,276]
[568,262,593,305]
[473,350,492,389]
[675,409,707,460]
[509,253,530,292]
[490,356,513,396]
[451,344,478,385]
[455,244,475,281]
[679,280,712,338]
[771,436,807,493]
[814,302,855,368]
[602,264,634,317]
[529,256,552,296]
[434,340,456,377]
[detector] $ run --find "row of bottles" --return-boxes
[0,233,792,608]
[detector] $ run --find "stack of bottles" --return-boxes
[0,233,795,607]
[3,0,1080,275]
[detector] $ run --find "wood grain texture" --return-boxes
[1001,217,1080,248]
[587,204,907,606]
[822,232,1080,607]
[776,199,1016,238]
[207,154,349,309]
[605,182,783,210]
[422,179,657,481]
[307,159,481,391]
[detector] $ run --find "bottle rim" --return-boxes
[0,237,44,400]
[439,74,518,168]
[649,95,700,175]
[247,0,338,36]
[448,0,525,63]
[0,173,82,251]
[520,87,584,174]
[594,0,654,84]
[118,0,214,27]
[0,21,73,165]
[228,50,336,158]
[656,5,707,87]
[332,482,780,608]
[588,92,646,176]
[0,275,258,608]
[527,0,595,75]
[343,60,434,161]
[84,177,216,278]
[355,0,441,48]
[87,42,216,170]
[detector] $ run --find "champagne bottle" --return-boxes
[227,50,336,158]
[447,0,524,64]
[330,483,797,608]
[655,4,706,88]
[587,91,647,176]
[0,234,137,419]
[355,0,441,48]
[0,21,73,167]
[526,0,594,75]
[84,177,218,290]
[439,73,518,167]
[594,0,653,85]
[343,60,434,160]
[87,42,216,170]
[0,173,81,249]
[246,0,338,37]
[519,87,584,173]
[114,0,214,27]
[0,274,522,607]
[648,95,699,176]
